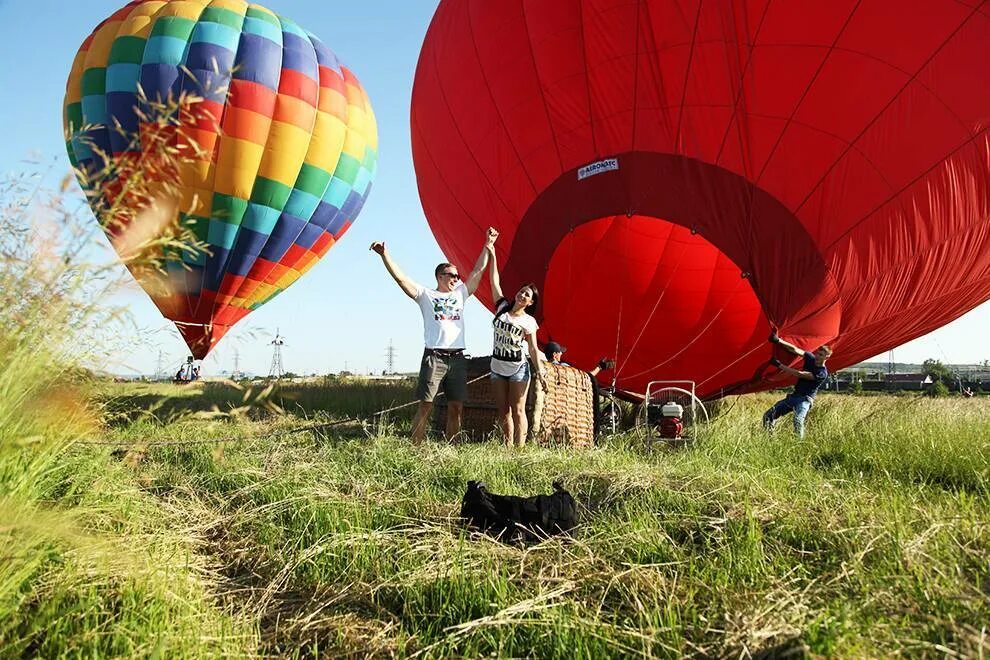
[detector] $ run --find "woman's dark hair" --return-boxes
[493,283,541,320]
[519,283,539,313]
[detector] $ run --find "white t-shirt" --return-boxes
[416,283,468,349]
[490,299,539,376]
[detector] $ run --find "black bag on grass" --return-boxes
[460,480,577,542]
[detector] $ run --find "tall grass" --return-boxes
[95,384,990,657]
[98,378,417,428]
[0,153,255,652]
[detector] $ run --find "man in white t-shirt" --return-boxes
[371,228,497,443]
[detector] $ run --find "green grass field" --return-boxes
[2,375,987,658]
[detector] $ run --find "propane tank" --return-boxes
[658,402,684,440]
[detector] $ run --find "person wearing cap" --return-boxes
[543,341,612,377]
[370,227,498,444]
[544,341,568,365]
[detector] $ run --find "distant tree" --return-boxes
[850,378,864,395]
[922,359,954,383]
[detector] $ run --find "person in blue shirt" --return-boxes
[762,331,832,438]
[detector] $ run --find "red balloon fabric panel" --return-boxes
[411,0,990,398]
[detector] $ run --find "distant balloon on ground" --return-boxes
[412,0,990,398]
[64,0,377,358]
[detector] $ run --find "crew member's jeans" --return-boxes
[762,395,813,438]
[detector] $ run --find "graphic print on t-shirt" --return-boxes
[493,315,526,361]
[417,284,467,350]
[432,294,462,321]
[492,299,535,363]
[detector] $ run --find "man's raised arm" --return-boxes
[370,241,419,299]
[464,227,499,296]
[768,330,805,357]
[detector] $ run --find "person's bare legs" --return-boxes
[445,401,463,442]
[411,401,433,445]
[508,379,530,447]
[492,377,513,445]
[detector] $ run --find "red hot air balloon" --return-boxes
[64,0,377,358]
[411,0,990,399]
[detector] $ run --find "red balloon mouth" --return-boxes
[493,151,842,397]
[541,214,770,395]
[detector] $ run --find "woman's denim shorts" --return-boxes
[490,360,530,383]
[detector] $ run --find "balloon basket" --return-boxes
[432,357,595,446]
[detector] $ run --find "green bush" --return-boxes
[927,380,950,398]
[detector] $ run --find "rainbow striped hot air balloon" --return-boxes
[63,0,377,357]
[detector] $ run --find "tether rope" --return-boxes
[618,274,752,383]
[614,227,692,378]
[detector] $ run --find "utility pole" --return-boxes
[268,330,285,379]
[385,339,397,374]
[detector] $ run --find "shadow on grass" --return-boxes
[811,449,986,495]
[102,391,223,425]
[100,381,418,426]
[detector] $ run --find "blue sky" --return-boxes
[1,0,988,377]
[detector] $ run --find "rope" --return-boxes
[73,373,492,450]
[614,228,692,378]
[618,274,751,382]
[170,320,211,327]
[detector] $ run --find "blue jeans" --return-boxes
[763,395,813,438]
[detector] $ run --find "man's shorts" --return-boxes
[415,349,467,403]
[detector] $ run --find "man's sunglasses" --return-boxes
[441,271,460,279]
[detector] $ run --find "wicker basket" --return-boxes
[432,356,595,446]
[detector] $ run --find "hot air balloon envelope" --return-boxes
[412,0,990,398]
[65,0,378,358]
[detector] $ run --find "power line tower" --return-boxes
[154,350,164,381]
[232,349,241,380]
[887,349,895,374]
[268,330,286,379]
[385,339,397,374]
